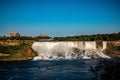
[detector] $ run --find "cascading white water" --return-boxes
[85,41,96,49]
[32,41,110,60]
[103,41,107,50]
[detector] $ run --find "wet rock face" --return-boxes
[72,47,80,53]
[21,45,37,59]
[96,41,103,50]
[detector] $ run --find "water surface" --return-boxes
[0,59,99,80]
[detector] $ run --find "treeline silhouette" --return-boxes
[0,36,51,40]
[54,32,120,41]
[0,32,120,41]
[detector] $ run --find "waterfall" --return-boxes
[32,41,110,60]
[85,41,96,49]
[103,41,107,50]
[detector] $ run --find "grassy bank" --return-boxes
[103,45,120,57]
[0,44,37,61]
[0,44,25,55]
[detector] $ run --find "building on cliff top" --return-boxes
[15,33,20,37]
[10,30,14,37]
[40,34,47,37]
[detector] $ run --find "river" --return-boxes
[0,59,101,80]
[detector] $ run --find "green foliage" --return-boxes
[0,36,51,40]
[109,46,120,51]
[0,45,22,54]
[0,32,120,41]
[54,32,120,41]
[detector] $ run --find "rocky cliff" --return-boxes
[0,40,37,61]
[103,41,120,57]
[0,40,35,46]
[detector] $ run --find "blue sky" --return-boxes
[0,0,120,37]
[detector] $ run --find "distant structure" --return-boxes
[10,30,14,37]
[40,34,47,37]
[15,33,20,37]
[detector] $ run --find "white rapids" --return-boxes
[32,41,110,60]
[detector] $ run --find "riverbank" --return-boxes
[103,41,120,58]
[0,40,37,61]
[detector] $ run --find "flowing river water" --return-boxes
[0,59,103,80]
